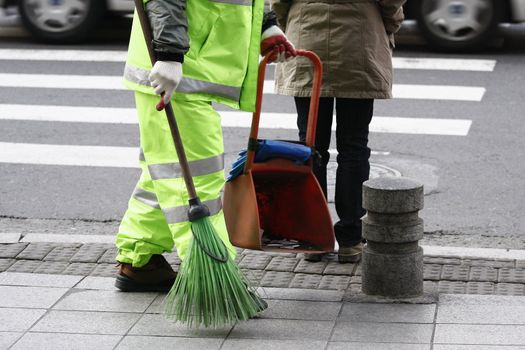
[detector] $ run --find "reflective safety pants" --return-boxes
[116,92,236,267]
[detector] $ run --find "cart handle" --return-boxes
[243,50,323,175]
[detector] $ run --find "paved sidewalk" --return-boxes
[2,237,525,349]
[2,271,525,349]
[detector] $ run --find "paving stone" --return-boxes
[0,332,22,349]
[0,286,68,308]
[266,256,299,272]
[424,264,442,281]
[350,275,362,284]
[0,258,15,272]
[323,262,356,275]
[130,313,232,337]
[117,336,222,350]
[424,256,461,265]
[462,258,515,268]
[16,243,56,260]
[230,318,334,341]
[261,299,341,320]
[34,261,69,274]
[332,322,433,343]
[238,254,271,270]
[517,260,525,269]
[294,259,327,274]
[469,266,498,282]
[44,246,79,262]
[62,263,96,276]
[328,343,429,350]
[438,281,466,294]
[7,260,41,273]
[354,264,362,276]
[434,324,525,346]
[54,290,157,313]
[289,273,321,289]
[0,233,21,243]
[441,264,470,281]
[222,339,326,350]
[0,272,82,287]
[70,244,108,263]
[498,268,525,284]
[75,277,117,291]
[0,243,28,258]
[318,275,351,290]
[11,333,122,350]
[241,269,264,286]
[256,288,344,302]
[423,281,438,293]
[90,263,117,277]
[32,310,141,335]
[0,308,47,331]
[260,271,294,288]
[98,248,118,264]
[466,282,495,295]
[340,303,436,323]
[495,283,525,296]
[347,283,362,294]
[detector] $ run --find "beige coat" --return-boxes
[271,0,406,99]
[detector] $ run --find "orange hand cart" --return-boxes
[223,50,335,253]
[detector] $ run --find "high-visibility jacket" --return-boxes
[123,0,265,112]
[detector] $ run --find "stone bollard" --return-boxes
[361,176,424,298]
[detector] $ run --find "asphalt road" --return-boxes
[1,19,524,249]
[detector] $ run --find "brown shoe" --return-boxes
[338,243,363,263]
[115,254,177,292]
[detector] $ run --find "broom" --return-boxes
[133,0,267,328]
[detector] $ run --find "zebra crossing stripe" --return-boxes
[0,49,497,71]
[264,80,486,101]
[0,105,472,136]
[0,73,486,101]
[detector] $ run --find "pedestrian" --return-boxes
[271,0,406,262]
[115,0,296,292]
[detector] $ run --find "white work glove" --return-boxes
[260,25,297,63]
[148,61,183,105]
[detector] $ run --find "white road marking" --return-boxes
[0,142,139,168]
[392,57,496,71]
[0,48,127,62]
[0,48,497,72]
[266,81,486,101]
[0,105,472,136]
[0,73,486,101]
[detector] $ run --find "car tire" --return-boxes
[18,0,106,43]
[415,0,503,52]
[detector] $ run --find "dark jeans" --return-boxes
[295,97,374,247]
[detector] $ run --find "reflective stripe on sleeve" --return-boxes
[124,64,241,101]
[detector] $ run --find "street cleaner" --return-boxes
[114,0,296,294]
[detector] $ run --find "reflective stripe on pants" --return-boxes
[116,92,235,267]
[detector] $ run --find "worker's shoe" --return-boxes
[303,252,326,262]
[338,243,363,263]
[115,254,177,292]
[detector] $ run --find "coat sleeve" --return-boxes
[145,0,189,63]
[377,0,406,35]
[269,0,292,31]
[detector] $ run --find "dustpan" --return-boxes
[223,50,335,253]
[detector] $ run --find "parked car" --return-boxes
[4,0,133,43]
[3,0,525,51]
[403,0,525,51]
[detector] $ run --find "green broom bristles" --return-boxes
[163,216,266,328]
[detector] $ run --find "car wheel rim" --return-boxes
[22,0,90,33]
[421,0,494,42]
